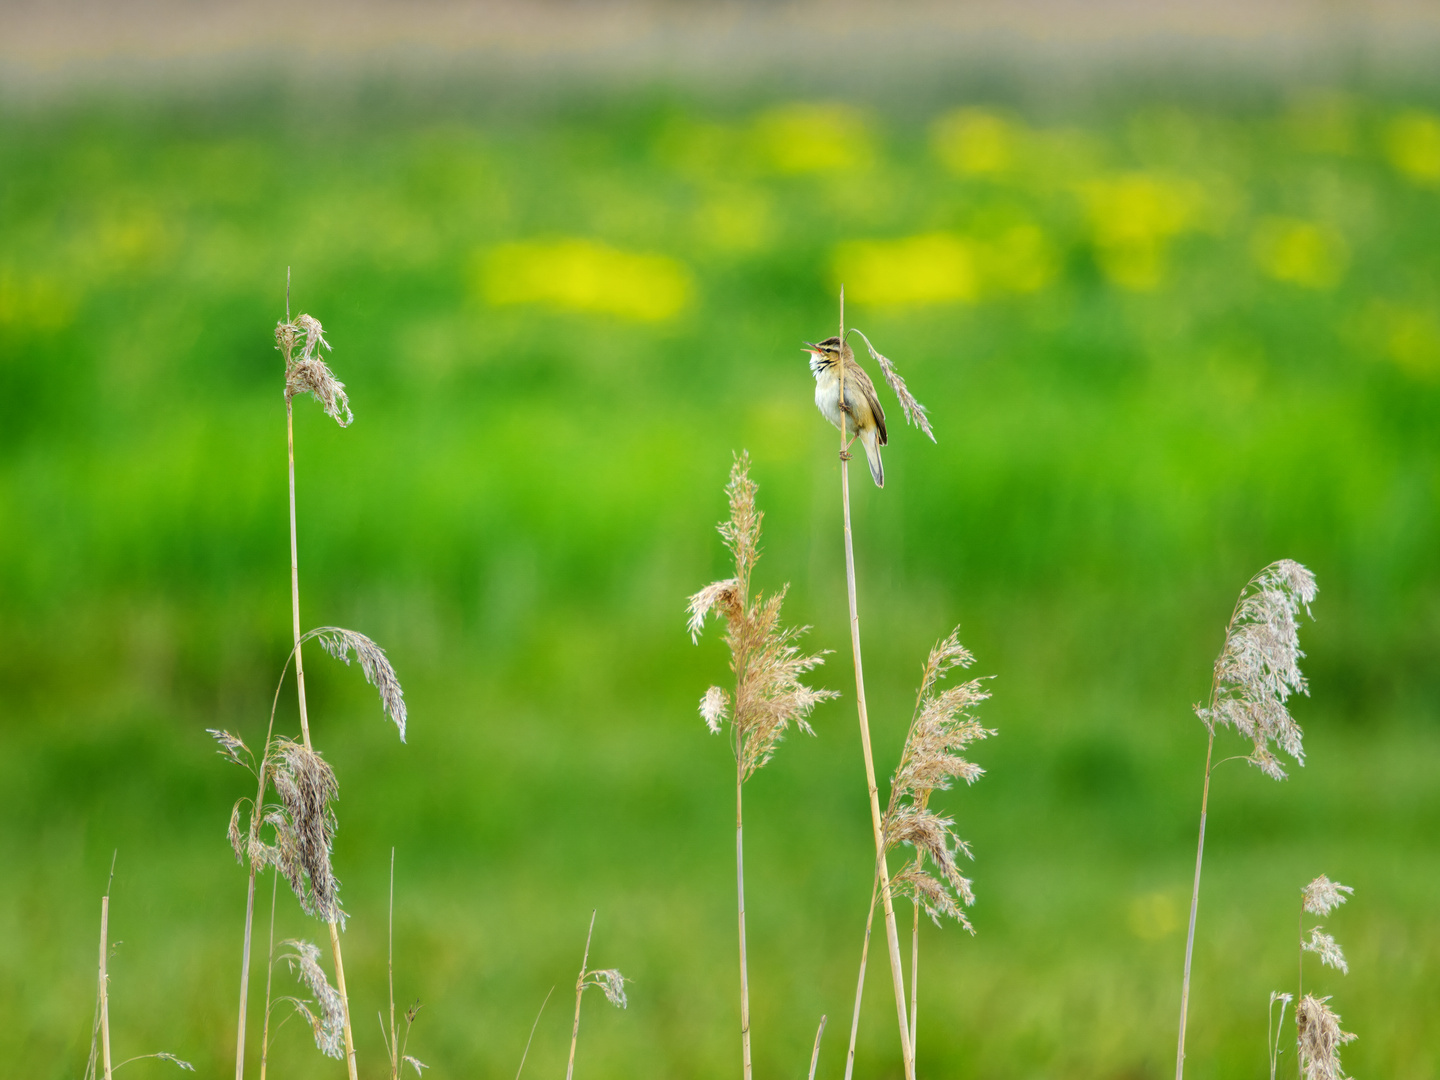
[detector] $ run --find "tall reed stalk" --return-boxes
[688,452,836,1080]
[1175,560,1317,1080]
[215,285,408,1080]
[825,289,936,1080]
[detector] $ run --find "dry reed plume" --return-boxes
[688,451,836,1080]
[843,629,992,1079]
[823,288,936,1080]
[212,290,409,1080]
[1286,875,1357,1080]
[565,911,629,1080]
[1175,559,1318,1080]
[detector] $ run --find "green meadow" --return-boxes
[1,73,1438,1078]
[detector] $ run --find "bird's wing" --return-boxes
[853,364,887,446]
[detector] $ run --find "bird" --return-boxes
[805,336,888,487]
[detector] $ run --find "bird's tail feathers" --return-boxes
[860,428,885,488]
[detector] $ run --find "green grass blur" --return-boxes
[2,73,1438,1079]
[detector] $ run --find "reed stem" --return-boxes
[259,871,278,1080]
[566,911,596,1080]
[235,865,256,1080]
[808,1015,828,1080]
[843,870,880,1080]
[837,287,914,1080]
[389,848,398,1080]
[98,894,113,1080]
[1175,729,1215,1080]
[287,393,357,1080]
[909,899,919,1059]
[736,762,753,1080]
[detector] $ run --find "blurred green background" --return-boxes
[2,60,1438,1080]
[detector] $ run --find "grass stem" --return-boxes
[566,911,596,1080]
[736,762,753,1080]
[837,287,915,1080]
[98,893,113,1080]
[808,1015,827,1080]
[515,986,554,1080]
[843,870,880,1080]
[258,871,278,1080]
[1175,729,1214,1080]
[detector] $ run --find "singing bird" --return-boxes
[805,336,888,487]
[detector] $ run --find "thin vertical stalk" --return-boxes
[98,895,113,1080]
[566,911,596,1080]
[1175,730,1215,1080]
[736,763,753,1080]
[837,287,915,1080]
[389,848,398,1080]
[515,986,554,1080]
[909,900,919,1060]
[235,867,256,1080]
[287,391,357,1080]
[843,870,880,1080]
[808,1015,828,1080]
[259,871,279,1080]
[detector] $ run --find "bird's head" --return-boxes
[804,336,845,376]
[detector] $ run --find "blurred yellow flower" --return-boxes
[932,108,1020,175]
[751,103,874,174]
[477,239,693,320]
[693,189,773,252]
[833,225,1059,306]
[1384,110,1440,184]
[1251,218,1348,289]
[833,233,978,306]
[1081,173,1205,290]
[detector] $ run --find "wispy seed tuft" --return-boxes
[1302,875,1353,917]
[269,739,344,927]
[1303,927,1349,974]
[585,968,629,1009]
[848,328,935,442]
[277,313,353,427]
[1195,559,1318,780]
[1296,994,1357,1080]
[280,939,347,1060]
[314,626,408,742]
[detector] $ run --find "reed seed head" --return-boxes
[1195,559,1318,780]
[1303,927,1349,974]
[1296,994,1357,1080]
[585,968,630,1009]
[404,1056,429,1075]
[687,452,837,778]
[314,626,409,742]
[280,939,347,1060]
[1302,875,1354,916]
[277,313,353,427]
[882,627,993,930]
[227,799,247,864]
[848,329,935,442]
[208,728,254,771]
[269,738,344,926]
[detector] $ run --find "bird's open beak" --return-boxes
[802,341,821,356]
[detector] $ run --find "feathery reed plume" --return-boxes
[1296,995,1357,1080]
[317,628,408,742]
[278,313,353,427]
[1267,991,1293,1080]
[688,452,835,1080]
[566,912,629,1080]
[275,940,346,1060]
[845,329,935,443]
[1297,876,1353,1007]
[269,739,344,926]
[1302,875,1353,917]
[1175,559,1317,1080]
[843,629,991,1077]
[824,288,938,1080]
